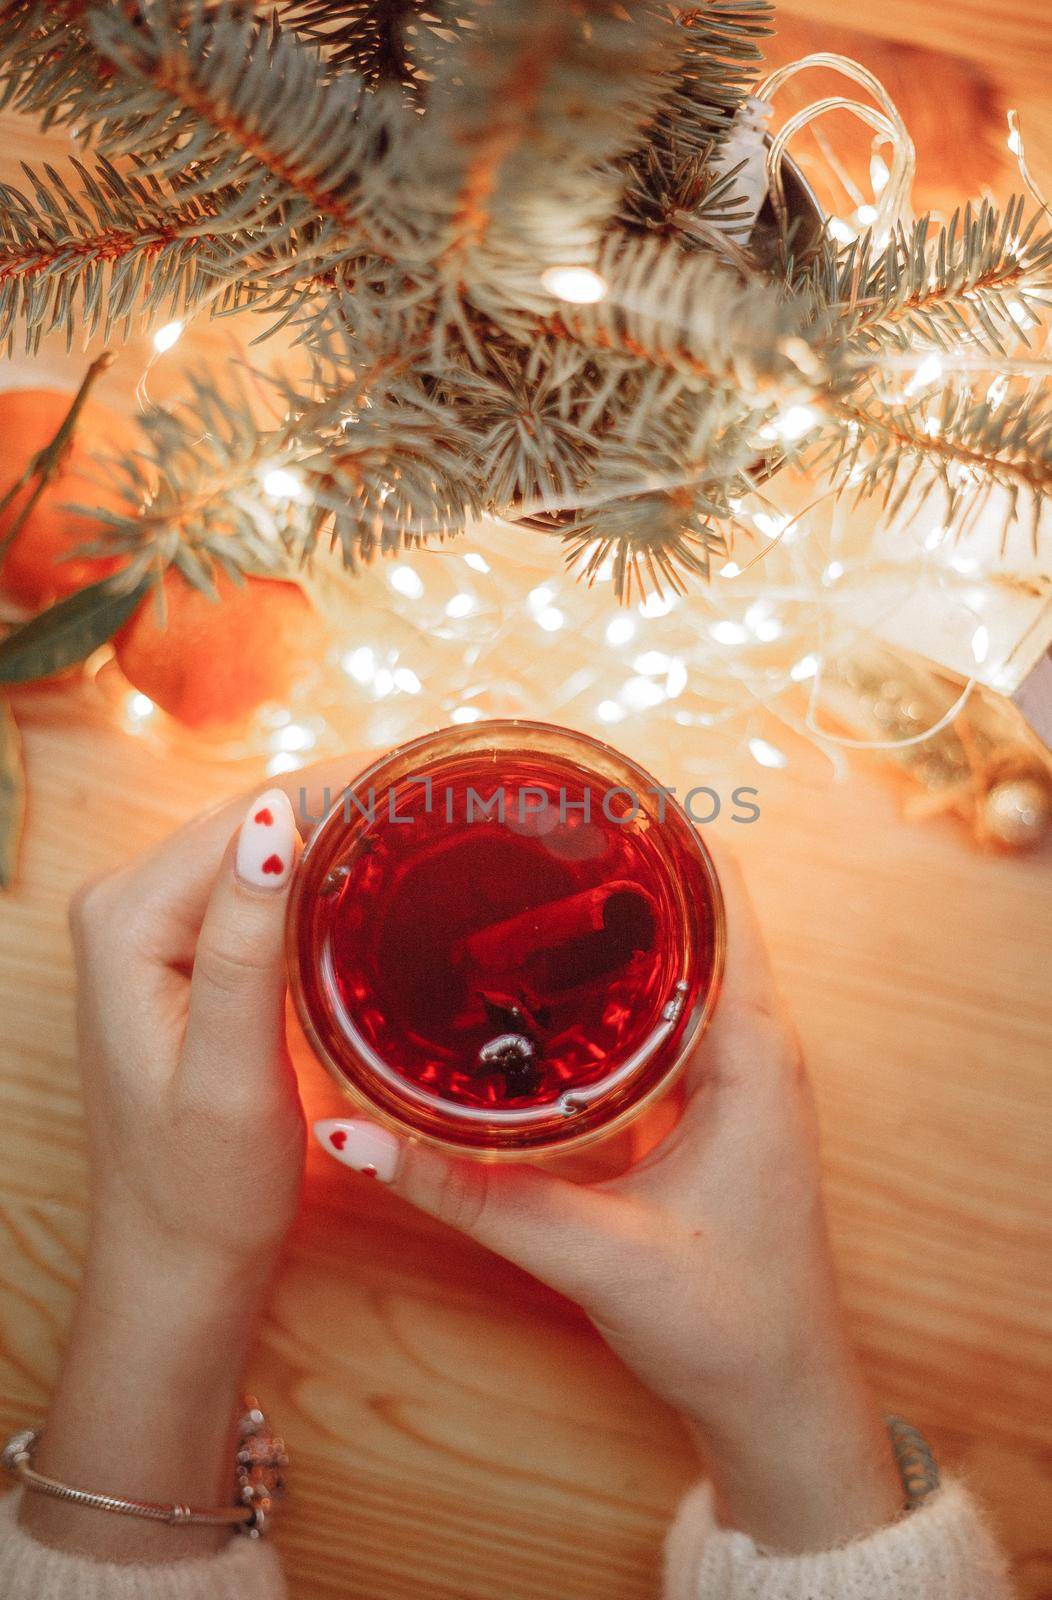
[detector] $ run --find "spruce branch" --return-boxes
[439,342,597,509]
[0,1,101,124]
[619,141,758,245]
[815,197,1052,356]
[535,397,757,598]
[650,0,775,150]
[79,365,303,592]
[70,4,409,258]
[0,0,1047,613]
[299,388,484,566]
[85,353,479,583]
[559,483,731,602]
[277,0,465,96]
[542,233,824,391]
[821,381,1052,538]
[422,0,680,280]
[0,156,243,351]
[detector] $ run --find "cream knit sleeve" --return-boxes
[664,1477,1015,1600]
[0,1490,289,1600]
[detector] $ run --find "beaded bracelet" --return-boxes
[1,1398,287,1538]
[885,1415,941,1510]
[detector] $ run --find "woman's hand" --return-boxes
[71,784,305,1274]
[316,843,903,1553]
[21,785,306,1561]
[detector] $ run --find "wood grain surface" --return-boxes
[1,7,1051,1598]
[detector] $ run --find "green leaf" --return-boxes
[0,576,150,685]
[0,695,25,891]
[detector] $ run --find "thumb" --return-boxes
[314,1117,633,1308]
[182,788,301,1104]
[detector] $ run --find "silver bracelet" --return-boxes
[885,1415,940,1510]
[1,1399,287,1538]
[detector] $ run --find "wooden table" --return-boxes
[1,7,1051,1597]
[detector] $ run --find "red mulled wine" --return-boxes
[288,721,724,1155]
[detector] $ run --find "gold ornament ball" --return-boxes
[983,777,1052,850]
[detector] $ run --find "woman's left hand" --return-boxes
[70,782,306,1275]
[21,781,309,1561]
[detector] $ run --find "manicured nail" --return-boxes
[236,788,296,890]
[314,1119,401,1183]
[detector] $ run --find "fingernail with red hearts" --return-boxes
[313,1120,401,1184]
[235,788,296,890]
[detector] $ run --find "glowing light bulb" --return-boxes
[637,593,676,619]
[635,650,672,675]
[373,667,395,697]
[266,752,303,776]
[720,561,742,578]
[822,561,845,584]
[596,699,624,723]
[621,675,665,710]
[907,354,944,394]
[710,620,748,645]
[749,737,788,769]
[393,667,421,694]
[451,705,483,724]
[771,404,819,442]
[124,690,156,728]
[152,320,184,352]
[985,376,1009,410]
[342,646,375,683]
[971,624,990,664]
[528,584,555,611]
[445,592,474,618]
[753,512,789,540]
[790,654,818,681]
[540,265,608,304]
[390,565,424,599]
[605,616,636,646]
[827,217,856,244]
[276,723,315,753]
[536,606,564,632]
[462,552,490,573]
[665,659,688,698]
[855,203,878,226]
[262,467,304,500]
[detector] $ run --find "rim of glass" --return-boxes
[286,718,727,1159]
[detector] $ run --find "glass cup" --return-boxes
[287,719,725,1158]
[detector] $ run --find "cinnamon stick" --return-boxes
[453,880,656,976]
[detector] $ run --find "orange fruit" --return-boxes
[114,568,327,731]
[0,388,136,609]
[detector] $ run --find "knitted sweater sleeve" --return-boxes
[0,1490,289,1600]
[1,1475,1014,1599]
[664,1477,1015,1600]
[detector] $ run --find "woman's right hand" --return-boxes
[316,843,903,1553]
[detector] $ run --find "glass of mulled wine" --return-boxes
[287,720,725,1157]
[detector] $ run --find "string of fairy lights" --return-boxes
[108,70,1049,781]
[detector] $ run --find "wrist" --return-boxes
[90,1175,288,1295]
[20,1226,270,1561]
[82,1219,278,1329]
[683,1335,903,1553]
